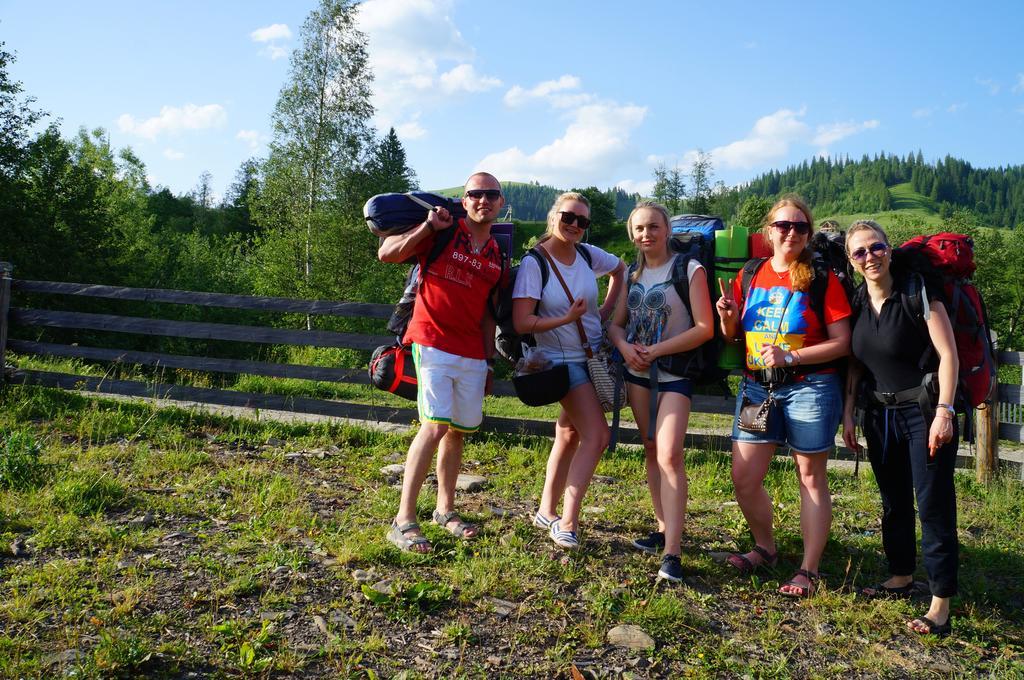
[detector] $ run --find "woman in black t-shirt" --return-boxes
[842,220,959,638]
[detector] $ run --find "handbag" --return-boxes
[512,363,571,406]
[737,392,774,433]
[735,289,794,433]
[538,247,626,413]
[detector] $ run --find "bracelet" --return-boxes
[936,403,956,416]
[792,350,801,365]
[425,220,435,233]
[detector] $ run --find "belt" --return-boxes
[750,368,794,386]
[870,384,927,406]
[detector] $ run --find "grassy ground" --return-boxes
[0,384,1022,678]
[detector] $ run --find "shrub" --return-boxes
[0,429,49,490]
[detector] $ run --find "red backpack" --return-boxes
[896,232,997,409]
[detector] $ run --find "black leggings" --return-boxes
[862,403,959,598]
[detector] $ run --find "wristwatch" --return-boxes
[783,352,794,366]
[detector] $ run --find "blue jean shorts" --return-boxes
[731,372,842,453]
[558,361,590,391]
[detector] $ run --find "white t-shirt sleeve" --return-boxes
[582,243,621,277]
[687,258,704,286]
[512,253,543,300]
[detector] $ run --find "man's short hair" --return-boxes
[465,172,500,189]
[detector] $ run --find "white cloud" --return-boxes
[615,178,654,195]
[1013,73,1024,94]
[975,77,1000,95]
[504,75,581,107]
[743,41,758,50]
[683,109,879,171]
[812,119,880,147]
[439,64,501,94]
[913,107,935,118]
[236,129,267,150]
[250,24,292,42]
[476,102,647,186]
[263,45,288,60]
[357,0,501,137]
[947,102,968,113]
[163,148,185,161]
[117,104,227,140]
[705,108,809,170]
[397,120,427,139]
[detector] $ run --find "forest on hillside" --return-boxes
[735,152,1024,228]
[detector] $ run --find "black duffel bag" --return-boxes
[369,343,418,401]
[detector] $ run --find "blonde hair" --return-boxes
[625,200,672,283]
[539,191,591,244]
[845,219,889,250]
[760,193,815,291]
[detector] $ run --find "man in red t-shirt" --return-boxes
[378,172,505,553]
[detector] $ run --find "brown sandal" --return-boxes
[726,545,778,574]
[779,569,819,598]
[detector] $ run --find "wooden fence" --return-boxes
[0,262,1021,481]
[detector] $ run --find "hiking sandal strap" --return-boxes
[794,568,819,582]
[432,510,460,527]
[751,545,777,563]
[395,521,421,534]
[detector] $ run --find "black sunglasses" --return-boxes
[770,220,811,235]
[465,189,502,200]
[849,242,889,262]
[559,211,591,230]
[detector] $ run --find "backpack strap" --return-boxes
[671,253,693,320]
[739,257,767,310]
[808,256,830,327]
[524,247,549,289]
[420,224,458,279]
[575,243,594,269]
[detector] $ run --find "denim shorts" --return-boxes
[558,361,590,391]
[623,370,694,398]
[731,372,842,453]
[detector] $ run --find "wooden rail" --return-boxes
[0,262,1019,479]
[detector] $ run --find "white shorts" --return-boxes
[412,344,487,433]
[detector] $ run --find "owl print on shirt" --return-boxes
[626,279,674,346]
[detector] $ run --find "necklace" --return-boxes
[770,263,789,280]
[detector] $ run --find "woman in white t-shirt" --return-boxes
[607,201,714,582]
[512,191,626,550]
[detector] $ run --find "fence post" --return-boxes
[0,262,12,386]
[976,331,998,483]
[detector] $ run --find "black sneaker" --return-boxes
[631,531,665,554]
[658,554,683,583]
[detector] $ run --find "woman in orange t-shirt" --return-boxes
[717,194,851,598]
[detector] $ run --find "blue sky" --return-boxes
[4,0,1023,201]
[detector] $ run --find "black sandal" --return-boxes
[726,545,778,574]
[859,581,914,599]
[909,615,952,638]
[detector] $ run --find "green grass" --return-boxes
[0,383,1021,677]
[888,182,938,212]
